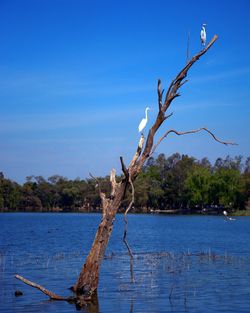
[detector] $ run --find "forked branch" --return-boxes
[129,134,145,169]
[89,173,102,198]
[120,156,129,180]
[89,172,108,212]
[150,127,237,156]
[163,35,218,112]
[139,35,218,164]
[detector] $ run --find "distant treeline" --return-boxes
[0,153,250,214]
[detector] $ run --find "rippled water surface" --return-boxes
[0,213,250,313]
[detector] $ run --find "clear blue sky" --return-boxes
[0,0,250,183]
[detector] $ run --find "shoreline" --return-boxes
[1,209,250,216]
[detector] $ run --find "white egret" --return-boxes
[138,107,150,133]
[223,210,236,221]
[200,23,206,46]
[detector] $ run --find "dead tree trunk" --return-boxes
[74,178,127,298]
[15,34,236,307]
[74,34,233,301]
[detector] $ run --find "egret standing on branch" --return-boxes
[200,23,206,47]
[138,107,150,134]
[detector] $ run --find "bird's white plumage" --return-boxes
[200,24,206,46]
[223,210,236,221]
[138,107,150,133]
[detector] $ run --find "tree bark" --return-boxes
[74,181,127,298]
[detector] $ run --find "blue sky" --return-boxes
[0,0,250,183]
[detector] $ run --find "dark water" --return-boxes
[0,213,250,313]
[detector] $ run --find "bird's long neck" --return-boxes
[145,108,148,119]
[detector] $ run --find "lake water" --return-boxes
[0,213,250,313]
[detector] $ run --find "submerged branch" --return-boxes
[123,174,135,282]
[15,274,71,301]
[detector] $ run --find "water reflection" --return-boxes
[130,300,134,313]
[73,294,134,313]
[75,293,99,312]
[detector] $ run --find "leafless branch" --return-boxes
[124,176,135,216]
[89,172,102,196]
[150,127,237,156]
[89,172,108,212]
[15,274,70,301]
[164,35,218,112]
[163,112,174,122]
[120,156,129,180]
[157,79,163,110]
[179,79,188,88]
[123,174,135,282]
[137,35,218,165]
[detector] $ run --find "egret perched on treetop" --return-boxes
[138,107,150,133]
[200,23,206,47]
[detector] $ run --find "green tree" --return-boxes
[0,173,5,209]
[133,171,151,210]
[185,165,212,209]
[21,181,42,211]
[163,154,195,210]
[211,168,244,209]
[0,176,21,210]
[244,157,250,174]
[144,164,164,209]
[242,171,250,209]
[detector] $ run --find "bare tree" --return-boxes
[15,34,235,308]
